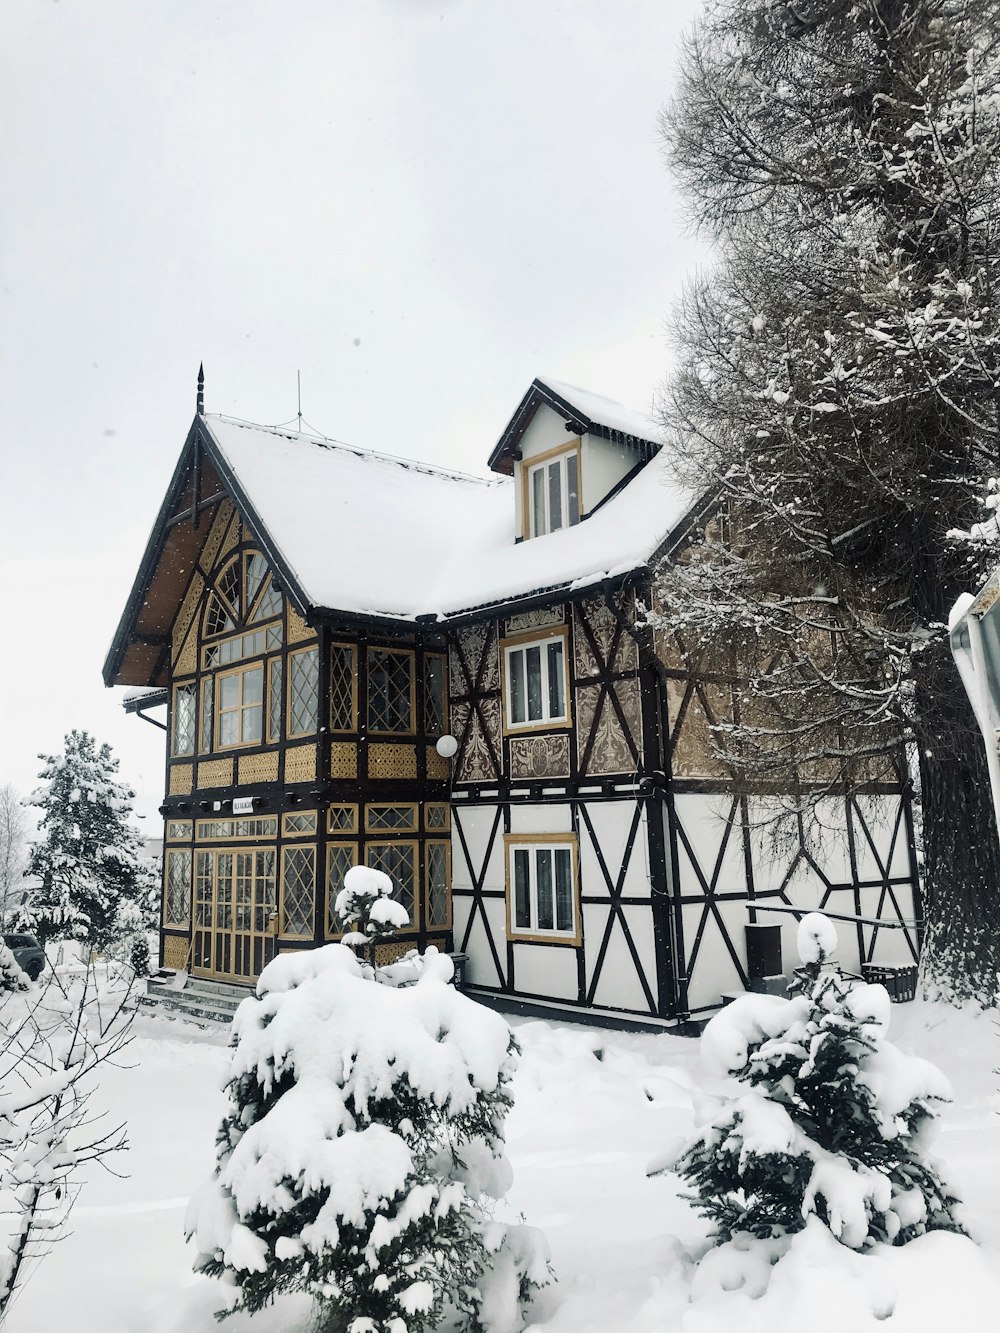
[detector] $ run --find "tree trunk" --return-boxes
[914,639,1000,1003]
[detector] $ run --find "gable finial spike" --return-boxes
[196,363,205,416]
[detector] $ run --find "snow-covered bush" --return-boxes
[670,914,962,1249]
[187,942,551,1332]
[0,961,133,1314]
[334,864,410,961]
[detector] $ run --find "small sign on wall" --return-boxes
[232,796,255,816]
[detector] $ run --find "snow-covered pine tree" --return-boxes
[187,943,551,1333]
[26,731,148,952]
[654,0,1000,1001]
[670,914,962,1249]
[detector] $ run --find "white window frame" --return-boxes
[527,448,581,537]
[505,836,579,944]
[502,630,569,731]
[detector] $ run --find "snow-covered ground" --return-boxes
[6,998,1000,1331]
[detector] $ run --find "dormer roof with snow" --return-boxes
[104,382,694,688]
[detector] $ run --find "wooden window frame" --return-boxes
[521,440,583,540]
[172,682,197,757]
[500,626,572,734]
[504,833,581,946]
[423,652,449,737]
[329,641,359,733]
[165,819,192,842]
[325,841,359,939]
[364,803,419,835]
[423,802,451,833]
[282,811,318,838]
[163,849,193,927]
[266,657,283,744]
[196,816,279,842]
[425,839,452,931]
[287,644,320,740]
[216,661,266,750]
[367,645,417,736]
[200,677,214,754]
[365,840,419,927]
[327,804,359,835]
[280,844,317,940]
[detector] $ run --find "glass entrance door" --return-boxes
[192,847,277,982]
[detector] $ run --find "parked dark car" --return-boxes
[4,934,45,982]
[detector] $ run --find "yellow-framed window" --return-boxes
[196,816,278,841]
[172,682,196,756]
[288,646,320,738]
[424,802,450,832]
[165,819,192,842]
[200,677,214,753]
[504,834,580,945]
[426,840,451,930]
[164,849,192,926]
[217,663,265,748]
[424,652,448,736]
[327,804,359,834]
[364,803,419,834]
[282,811,318,837]
[330,642,358,732]
[280,845,316,939]
[367,646,415,734]
[523,441,582,538]
[267,657,283,743]
[365,842,417,925]
[325,842,359,938]
[500,627,570,731]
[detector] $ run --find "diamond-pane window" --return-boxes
[328,806,358,833]
[281,846,315,937]
[245,552,268,611]
[217,559,242,619]
[424,655,447,735]
[200,677,214,753]
[425,803,449,831]
[172,683,196,756]
[268,658,283,742]
[326,843,358,935]
[368,649,413,733]
[283,812,318,836]
[365,804,417,833]
[365,843,416,920]
[426,841,450,928]
[330,644,356,732]
[165,850,192,925]
[205,594,235,637]
[289,647,319,737]
[251,579,283,624]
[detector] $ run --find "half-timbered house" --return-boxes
[105,375,921,1025]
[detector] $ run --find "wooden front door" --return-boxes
[193,847,277,982]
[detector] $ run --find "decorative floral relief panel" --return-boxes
[449,624,500,696]
[576,677,643,776]
[574,597,639,679]
[505,606,563,636]
[454,697,502,783]
[509,733,570,779]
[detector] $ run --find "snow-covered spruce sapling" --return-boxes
[334,863,411,964]
[668,914,963,1249]
[187,943,550,1333]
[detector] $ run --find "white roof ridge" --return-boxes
[204,413,504,488]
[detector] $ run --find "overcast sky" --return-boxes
[1,0,707,828]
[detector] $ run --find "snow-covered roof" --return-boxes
[537,376,660,443]
[205,413,692,622]
[487,376,662,475]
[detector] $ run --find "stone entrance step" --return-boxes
[142,972,254,1026]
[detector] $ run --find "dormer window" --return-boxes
[527,445,580,537]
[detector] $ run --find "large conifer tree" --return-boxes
[656,0,1000,1001]
[26,731,148,950]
